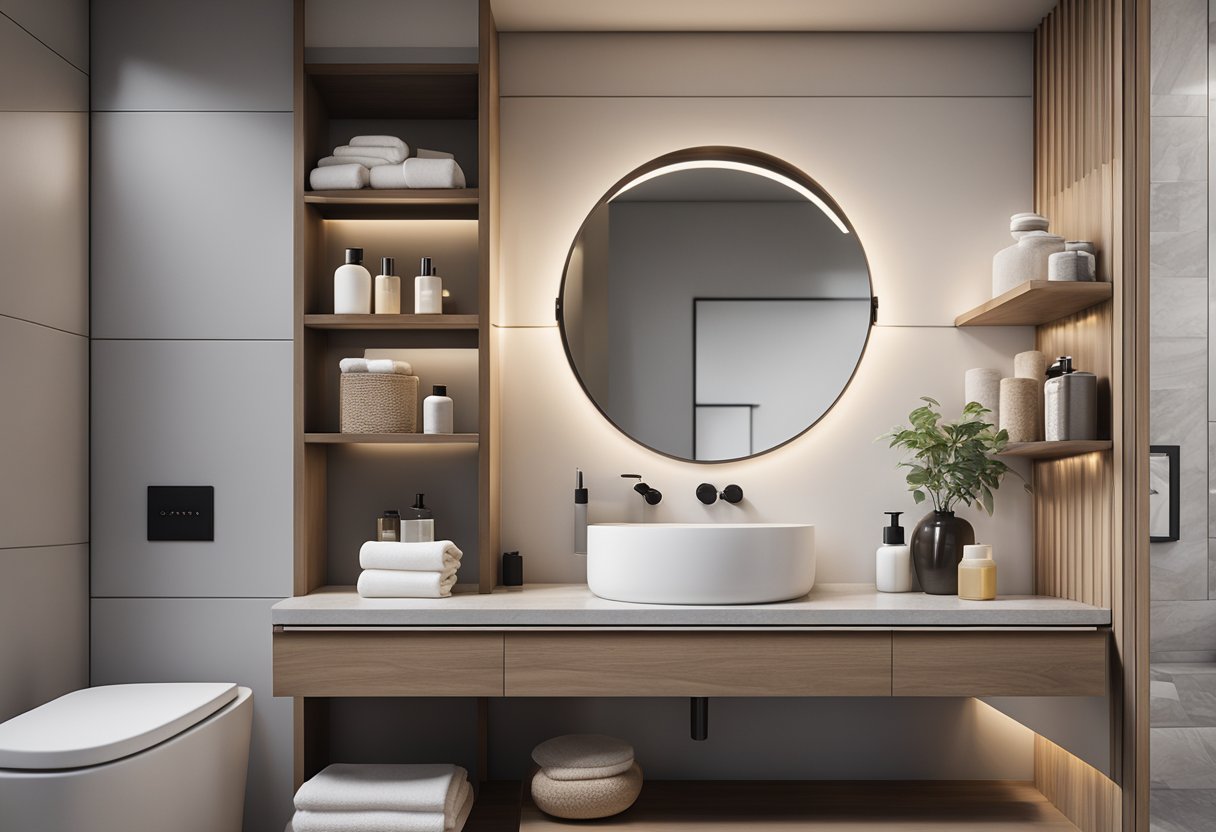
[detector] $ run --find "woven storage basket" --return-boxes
[340,373,419,433]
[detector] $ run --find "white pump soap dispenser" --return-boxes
[876,511,913,593]
[415,257,443,314]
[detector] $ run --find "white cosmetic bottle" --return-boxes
[423,384,454,434]
[876,511,913,593]
[415,256,443,314]
[374,256,401,314]
[334,247,372,314]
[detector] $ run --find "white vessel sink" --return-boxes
[587,523,815,605]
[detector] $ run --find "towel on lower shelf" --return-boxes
[335,144,407,164]
[369,163,408,190]
[291,782,473,832]
[339,358,413,374]
[416,148,455,160]
[295,764,468,815]
[358,568,458,598]
[310,163,368,191]
[360,540,463,572]
[319,154,393,169]
[404,158,466,189]
[350,135,410,155]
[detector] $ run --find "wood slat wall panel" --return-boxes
[1032,0,1148,828]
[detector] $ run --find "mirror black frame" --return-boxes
[556,145,876,464]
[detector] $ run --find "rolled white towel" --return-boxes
[416,148,455,160]
[318,154,392,169]
[291,781,473,832]
[335,144,406,164]
[403,158,466,189]
[350,135,410,155]
[295,763,466,815]
[367,358,412,374]
[358,569,458,598]
[360,540,463,572]
[370,163,408,190]
[310,164,368,191]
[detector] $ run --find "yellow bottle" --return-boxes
[958,544,996,600]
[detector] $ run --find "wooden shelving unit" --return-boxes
[304,432,479,445]
[304,314,480,331]
[955,281,1113,327]
[997,440,1113,460]
[304,189,480,219]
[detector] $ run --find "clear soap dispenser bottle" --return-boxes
[876,511,913,593]
[403,494,434,543]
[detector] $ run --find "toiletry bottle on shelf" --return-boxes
[374,257,401,314]
[376,509,401,542]
[415,257,443,314]
[403,494,434,543]
[424,385,454,434]
[334,247,372,314]
[876,511,913,593]
[502,551,524,591]
[1044,356,1098,441]
[574,469,588,555]
[958,544,997,600]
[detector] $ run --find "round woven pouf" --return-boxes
[531,762,643,820]
[532,734,635,781]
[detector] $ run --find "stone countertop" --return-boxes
[271,583,1112,628]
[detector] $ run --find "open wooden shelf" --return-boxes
[467,782,522,832]
[304,433,479,445]
[304,189,480,219]
[955,281,1113,327]
[305,314,480,331]
[519,781,1080,831]
[306,63,479,119]
[997,440,1113,460]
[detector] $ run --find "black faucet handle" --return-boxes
[721,484,744,504]
[696,483,719,505]
[623,474,662,505]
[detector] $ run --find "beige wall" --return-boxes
[0,0,89,722]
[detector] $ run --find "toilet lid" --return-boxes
[0,682,238,770]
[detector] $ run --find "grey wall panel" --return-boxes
[91,112,293,340]
[91,339,292,598]
[91,0,291,112]
[0,545,88,722]
[0,112,88,335]
[0,13,86,111]
[0,0,88,72]
[0,317,88,549]
[91,597,292,832]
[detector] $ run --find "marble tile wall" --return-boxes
[1151,0,1216,827]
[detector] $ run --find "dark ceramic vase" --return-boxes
[911,510,975,595]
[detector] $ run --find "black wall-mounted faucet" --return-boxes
[621,474,662,505]
[696,483,744,505]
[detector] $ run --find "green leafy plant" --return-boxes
[882,397,1028,515]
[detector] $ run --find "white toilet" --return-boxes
[0,682,253,832]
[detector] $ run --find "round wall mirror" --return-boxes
[558,147,874,462]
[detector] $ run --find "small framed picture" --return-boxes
[1149,445,1180,543]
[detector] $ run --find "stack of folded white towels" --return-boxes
[310,135,466,191]
[357,540,463,598]
[287,763,474,832]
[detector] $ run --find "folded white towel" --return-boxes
[291,782,473,832]
[360,541,463,572]
[350,135,410,155]
[310,164,368,191]
[358,569,458,598]
[319,154,393,169]
[416,148,455,160]
[295,763,466,814]
[335,144,407,164]
[370,163,408,190]
[339,358,413,374]
[403,158,466,189]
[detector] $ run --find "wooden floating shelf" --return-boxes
[304,433,479,445]
[304,189,480,219]
[304,314,480,331]
[997,440,1113,460]
[305,63,480,120]
[520,781,1082,831]
[955,280,1113,327]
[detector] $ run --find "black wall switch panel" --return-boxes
[148,486,214,541]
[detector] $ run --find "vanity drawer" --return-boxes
[504,632,891,696]
[891,631,1107,696]
[273,631,504,696]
